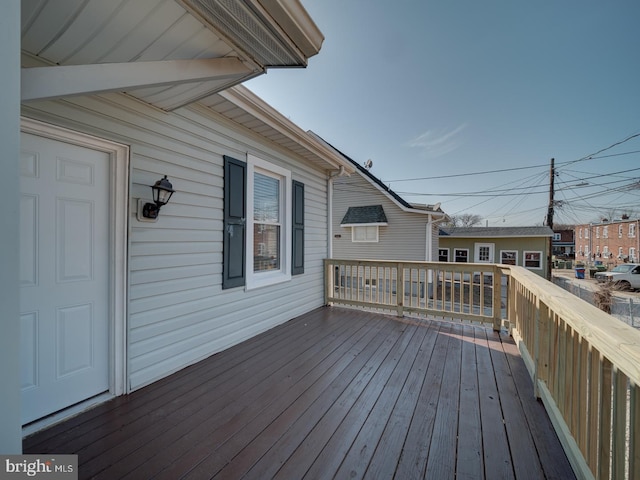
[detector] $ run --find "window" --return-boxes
[603,226,608,238]
[454,249,469,263]
[579,229,582,239]
[222,155,304,290]
[524,251,542,269]
[553,233,561,241]
[603,246,609,258]
[585,228,589,239]
[619,225,623,238]
[253,171,282,273]
[596,227,600,238]
[341,205,387,243]
[500,250,518,266]
[438,248,449,262]
[352,225,379,242]
[619,247,624,258]
[631,248,637,262]
[630,224,636,238]
[474,243,494,263]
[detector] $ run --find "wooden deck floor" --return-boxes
[24,306,576,479]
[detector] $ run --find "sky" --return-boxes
[246,1,640,227]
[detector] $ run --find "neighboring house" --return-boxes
[439,226,554,278]
[575,219,640,266]
[310,134,447,262]
[552,228,575,257]
[2,1,357,451]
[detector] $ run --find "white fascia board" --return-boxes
[220,85,356,174]
[355,169,447,218]
[22,57,255,102]
[341,222,388,227]
[251,0,324,59]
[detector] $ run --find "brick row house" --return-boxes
[574,219,640,266]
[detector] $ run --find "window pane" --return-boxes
[454,250,468,262]
[254,172,280,223]
[501,251,517,265]
[524,251,541,268]
[353,226,377,242]
[253,224,280,272]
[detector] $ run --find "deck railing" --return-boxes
[324,259,640,480]
[508,265,640,480]
[324,259,504,331]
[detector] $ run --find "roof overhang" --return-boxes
[20,0,323,110]
[199,85,357,174]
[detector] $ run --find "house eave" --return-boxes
[213,85,357,173]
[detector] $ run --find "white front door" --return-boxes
[20,132,111,424]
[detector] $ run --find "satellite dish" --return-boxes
[364,159,373,170]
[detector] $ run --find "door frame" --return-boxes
[474,242,495,263]
[20,117,129,400]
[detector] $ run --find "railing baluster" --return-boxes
[612,368,628,480]
[588,347,602,475]
[599,358,613,480]
[631,382,640,480]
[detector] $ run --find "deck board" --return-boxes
[23,306,576,480]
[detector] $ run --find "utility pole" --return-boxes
[546,158,555,280]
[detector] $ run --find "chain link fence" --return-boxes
[553,276,640,328]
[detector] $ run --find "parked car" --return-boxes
[594,263,640,290]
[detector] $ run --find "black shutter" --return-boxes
[292,180,304,275]
[223,156,246,289]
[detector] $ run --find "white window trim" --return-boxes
[438,248,450,262]
[454,248,469,263]
[524,250,543,270]
[246,154,291,290]
[500,249,519,266]
[343,223,386,243]
[474,243,495,263]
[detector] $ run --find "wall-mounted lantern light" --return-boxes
[140,175,175,220]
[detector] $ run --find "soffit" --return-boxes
[20,0,322,110]
[200,85,357,174]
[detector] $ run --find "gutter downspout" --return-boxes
[327,166,348,259]
[328,175,334,259]
[426,213,447,261]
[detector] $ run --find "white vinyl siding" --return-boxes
[332,173,432,261]
[23,93,330,391]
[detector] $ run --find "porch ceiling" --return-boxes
[20,0,322,110]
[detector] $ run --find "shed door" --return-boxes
[20,132,110,424]
[474,243,495,263]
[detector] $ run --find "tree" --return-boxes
[444,213,482,228]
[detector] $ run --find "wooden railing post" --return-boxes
[396,262,404,317]
[492,266,501,331]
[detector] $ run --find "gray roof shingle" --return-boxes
[439,226,554,238]
[341,205,388,225]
